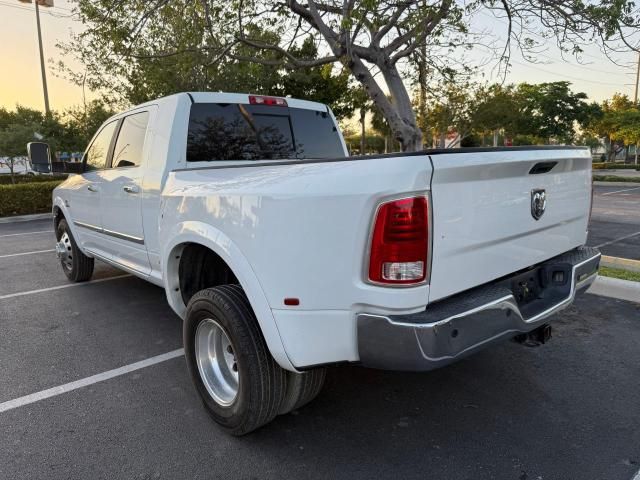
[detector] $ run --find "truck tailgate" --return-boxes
[428,147,592,302]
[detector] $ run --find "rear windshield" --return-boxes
[186,103,344,162]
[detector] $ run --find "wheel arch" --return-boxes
[162,223,296,372]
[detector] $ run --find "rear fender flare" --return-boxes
[161,221,296,372]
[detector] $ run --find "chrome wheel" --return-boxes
[195,318,239,406]
[56,231,73,271]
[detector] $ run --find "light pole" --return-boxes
[18,0,52,115]
[634,50,640,104]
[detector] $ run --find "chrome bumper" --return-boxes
[357,246,601,371]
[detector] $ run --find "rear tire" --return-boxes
[278,368,326,415]
[55,218,94,282]
[183,285,287,436]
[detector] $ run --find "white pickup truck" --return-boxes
[39,92,600,435]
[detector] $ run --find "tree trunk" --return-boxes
[384,135,388,153]
[635,143,638,165]
[493,130,498,147]
[343,53,422,152]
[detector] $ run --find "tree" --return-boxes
[515,82,600,144]
[586,94,637,161]
[62,0,640,152]
[58,7,358,119]
[470,84,520,146]
[424,82,475,148]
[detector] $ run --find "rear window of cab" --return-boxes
[186,103,344,162]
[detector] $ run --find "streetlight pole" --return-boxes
[633,50,640,104]
[18,0,52,115]
[34,0,50,115]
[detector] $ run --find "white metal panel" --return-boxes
[428,148,591,301]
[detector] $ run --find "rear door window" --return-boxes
[111,111,149,168]
[187,103,343,162]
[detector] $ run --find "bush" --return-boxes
[592,162,640,170]
[593,175,640,183]
[0,180,63,217]
[0,174,68,185]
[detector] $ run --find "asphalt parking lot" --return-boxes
[1,215,639,480]
[588,184,640,260]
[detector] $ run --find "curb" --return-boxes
[0,213,52,224]
[601,255,640,273]
[593,181,640,187]
[587,276,640,304]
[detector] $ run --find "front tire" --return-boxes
[55,219,94,282]
[184,285,286,436]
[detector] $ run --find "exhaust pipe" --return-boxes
[513,324,552,347]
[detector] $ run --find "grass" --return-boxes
[592,175,640,183]
[599,266,640,282]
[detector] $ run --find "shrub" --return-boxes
[0,174,68,185]
[592,162,640,170]
[593,175,640,183]
[0,180,63,217]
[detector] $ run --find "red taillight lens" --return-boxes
[248,95,288,106]
[368,197,429,285]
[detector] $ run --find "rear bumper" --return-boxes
[357,246,600,371]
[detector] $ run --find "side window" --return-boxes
[85,121,118,171]
[111,112,150,168]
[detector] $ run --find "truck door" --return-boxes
[99,109,152,275]
[69,120,118,255]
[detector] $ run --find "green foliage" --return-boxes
[419,81,594,147]
[583,93,639,160]
[592,163,639,170]
[343,134,386,154]
[59,3,358,119]
[0,174,68,185]
[514,82,601,143]
[0,181,62,217]
[593,175,640,182]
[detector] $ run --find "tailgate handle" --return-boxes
[529,162,557,174]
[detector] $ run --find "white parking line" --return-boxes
[0,349,184,414]
[0,249,54,259]
[0,274,132,300]
[595,230,640,248]
[631,467,640,480]
[601,186,640,196]
[0,230,53,238]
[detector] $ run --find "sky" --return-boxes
[0,0,638,113]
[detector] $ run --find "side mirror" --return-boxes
[27,142,52,174]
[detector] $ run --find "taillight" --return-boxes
[368,196,429,285]
[248,95,288,106]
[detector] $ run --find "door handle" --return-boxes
[123,185,139,194]
[87,185,99,193]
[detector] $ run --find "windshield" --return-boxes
[186,103,344,162]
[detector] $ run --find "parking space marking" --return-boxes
[595,230,640,249]
[0,230,53,238]
[0,249,55,259]
[631,467,640,480]
[0,274,132,300]
[600,186,640,196]
[0,349,184,414]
